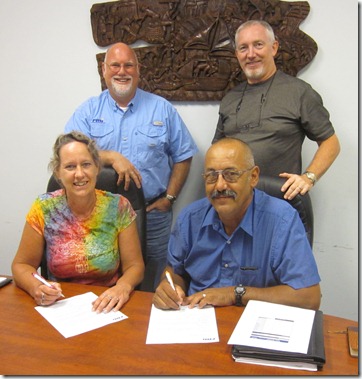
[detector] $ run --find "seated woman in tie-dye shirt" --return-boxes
[12,132,144,313]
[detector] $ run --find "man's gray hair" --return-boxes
[235,20,276,47]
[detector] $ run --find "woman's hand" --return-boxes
[35,282,63,306]
[92,283,132,314]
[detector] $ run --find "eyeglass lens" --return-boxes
[107,63,136,72]
[204,170,241,183]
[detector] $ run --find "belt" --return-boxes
[145,191,166,206]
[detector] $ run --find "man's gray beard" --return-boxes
[111,80,133,99]
[245,67,264,82]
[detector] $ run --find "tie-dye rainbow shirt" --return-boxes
[27,189,136,286]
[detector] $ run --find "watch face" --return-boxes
[306,172,316,182]
[166,194,176,203]
[235,286,244,294]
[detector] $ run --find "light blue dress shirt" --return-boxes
[168,189,320,295]
[65,88,198,201]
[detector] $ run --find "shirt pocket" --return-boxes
[136,123,167,169]
[89,121,114,149]
[239,267,260,286]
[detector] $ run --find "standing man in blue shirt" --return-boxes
[153,138,321,310]
[65,43,198,291]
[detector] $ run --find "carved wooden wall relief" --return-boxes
[91,0,317,101]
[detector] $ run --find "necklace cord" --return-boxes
[235,73,276,130]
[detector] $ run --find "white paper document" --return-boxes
[228,300,315,354]
[233,357,317,371]
[146,304,219,344]
[35,291,128,338]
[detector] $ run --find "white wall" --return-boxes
[0,0,358,320]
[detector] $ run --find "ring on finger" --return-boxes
[40,292,45,305]
[202,293,206,298]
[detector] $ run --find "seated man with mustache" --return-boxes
[153,138,321,310]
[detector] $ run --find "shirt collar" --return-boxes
[107,88,140,113]
[202,190,255,237]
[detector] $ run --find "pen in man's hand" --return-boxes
[32,272,65,297]
[165,270,181,309]
[165,270,176,291]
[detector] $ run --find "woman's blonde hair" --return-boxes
[48,131,101,174]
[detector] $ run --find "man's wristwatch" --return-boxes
[165,194,177,204]
[303,171,317,185]
[234,284,246,306]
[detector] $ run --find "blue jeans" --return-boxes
[140,209,172,292]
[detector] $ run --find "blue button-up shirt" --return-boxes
[168,189,320,295]
[65,88,198,200]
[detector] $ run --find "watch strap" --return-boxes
[166,194,177,204]
[303,171,317,185]
[234,284,246,307]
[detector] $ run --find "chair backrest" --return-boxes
[41,166,147,277]
[256,175,314,246]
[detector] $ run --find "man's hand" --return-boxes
[146,197,173,213]
[185,287,235,309]
[279,173,313,200]
[112,156,142,189]
[152,278,185,310]
[100,150,142,190]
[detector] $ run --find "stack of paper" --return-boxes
[228,300,325,371]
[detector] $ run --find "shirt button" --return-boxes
[226,240,231,244]
[224,263,229,268]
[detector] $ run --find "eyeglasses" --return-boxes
[235,73,276,132]
[202,168,253,184]
[105,62,138,73]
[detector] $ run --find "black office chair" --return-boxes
[41,166,147,280]
[256,175,314,246]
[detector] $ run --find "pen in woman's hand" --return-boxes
[32,272,65,297]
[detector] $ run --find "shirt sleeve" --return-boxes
[300,84,335,141]
[271,209,321,289]
[166,104,198,163]
[117,195,137,231]
[64,99,93,136]
[26,198,45,236]
[166,208,190,277]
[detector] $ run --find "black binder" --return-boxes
[232,310,325,369]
